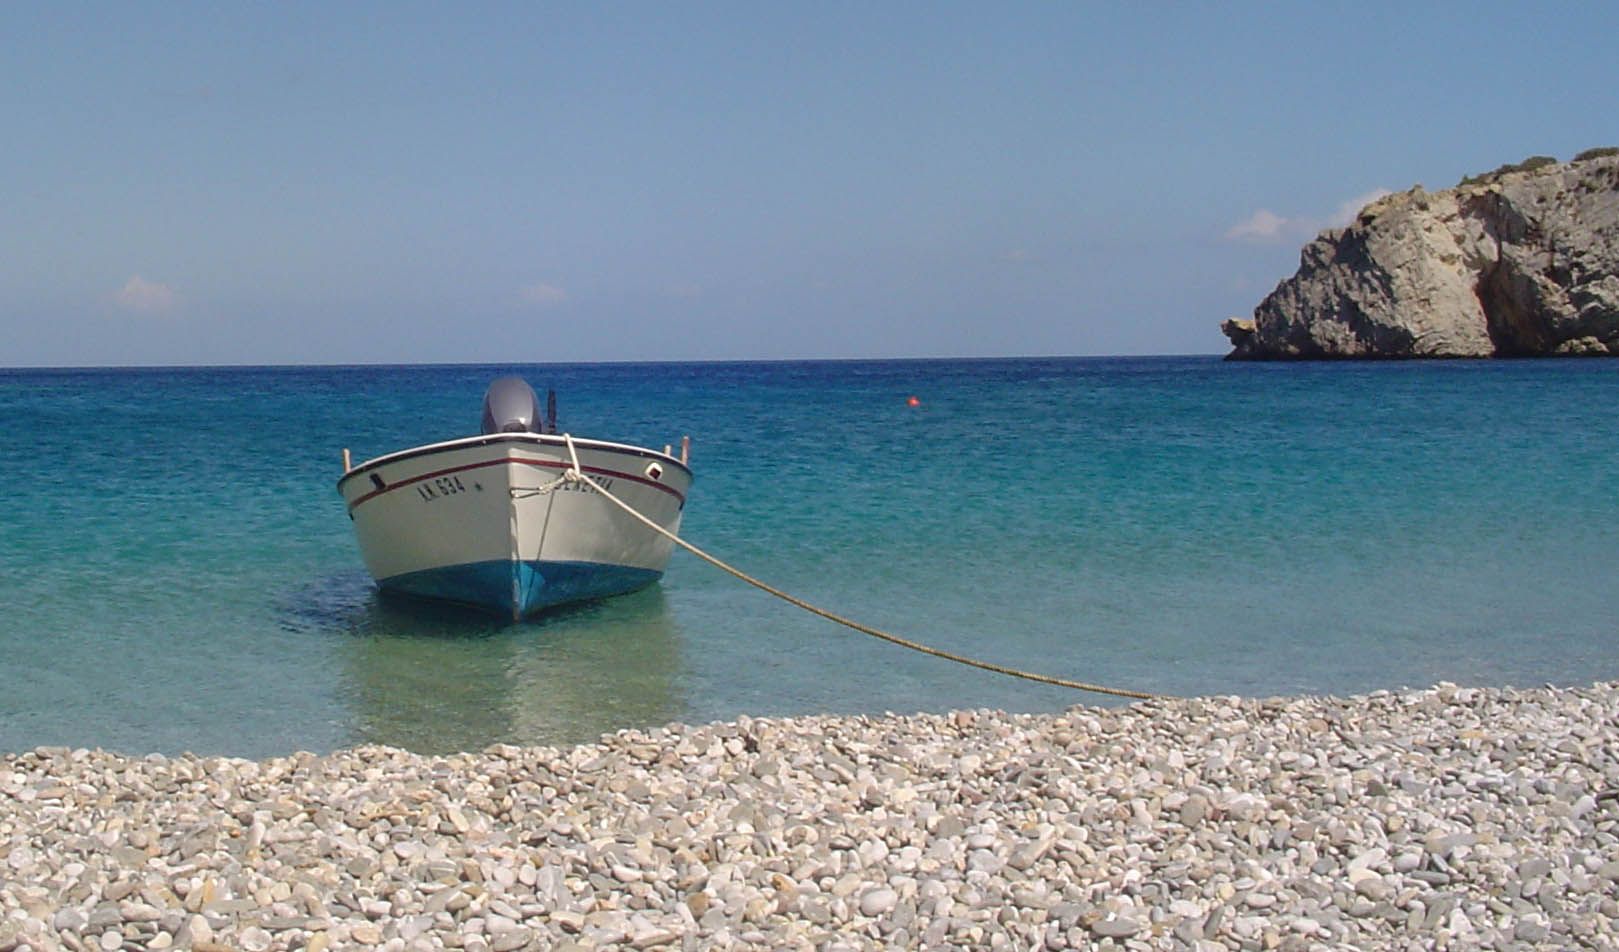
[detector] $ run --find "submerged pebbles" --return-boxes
[3,681,1619,950]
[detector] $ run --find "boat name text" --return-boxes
[415,473,615,502]
[417,475,468,501]
[559,476,614,495]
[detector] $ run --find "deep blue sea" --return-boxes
[3,357,1616,758]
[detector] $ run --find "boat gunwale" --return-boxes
[337,433,691,511]
[338,432,691,487]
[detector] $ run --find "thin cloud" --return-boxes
[113,275,177,314]
[1225,209,1291,243]
[519,282,568,308]
[1226,188,1395,243]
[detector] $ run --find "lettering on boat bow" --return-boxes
[416,475,469,501]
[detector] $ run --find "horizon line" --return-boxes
[1,351,1229,373]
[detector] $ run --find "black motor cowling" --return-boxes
[480,377,541,434]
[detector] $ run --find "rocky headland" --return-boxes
[5,682,1619,950]
[1223,149,1619,360]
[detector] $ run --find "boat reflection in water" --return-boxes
[326,580,686,754]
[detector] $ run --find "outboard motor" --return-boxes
[480,377,542,434]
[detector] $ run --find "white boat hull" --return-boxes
[337,434,690,619]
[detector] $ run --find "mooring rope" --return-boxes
[510,473,571,499]
[560,435,1161,701]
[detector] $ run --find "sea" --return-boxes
[2,357,1616,759]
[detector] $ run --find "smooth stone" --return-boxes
[491,931,534,952]
[351,923,383,944]
[859,888,898,917]
[1092,915,1144,939]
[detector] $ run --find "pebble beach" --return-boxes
[3,682,1618,951]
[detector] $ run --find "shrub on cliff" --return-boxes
[1459,155,1559,186]
[1574,146,1619,162]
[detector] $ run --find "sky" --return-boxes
[3,3,1617,367]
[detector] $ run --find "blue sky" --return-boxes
[3,3,1616,366]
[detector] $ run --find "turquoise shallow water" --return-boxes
[2,357,1616,757]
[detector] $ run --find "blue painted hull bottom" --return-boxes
[379,559,662,620]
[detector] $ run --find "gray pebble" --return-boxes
[1091,915,1144,938]
[859,887,898,917]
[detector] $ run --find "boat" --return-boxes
[337,377,692,620]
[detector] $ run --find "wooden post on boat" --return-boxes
[342,448,352,473]
[680,436,690,465]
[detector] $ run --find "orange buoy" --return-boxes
[906,396,921,407]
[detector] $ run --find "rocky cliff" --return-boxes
[1223,151,1619,359]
